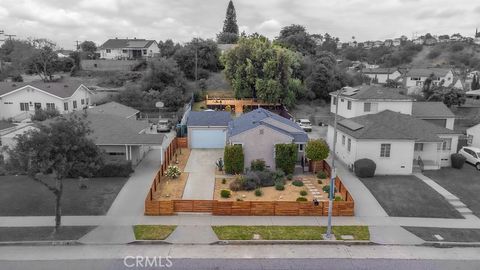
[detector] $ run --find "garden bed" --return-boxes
[213,174,342,202]
[152,148,190,200]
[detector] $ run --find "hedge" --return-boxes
[95,161,134,177]
[354,159,376,178]
[451,153,466,169]
[274,144,298,175]
[224,145,244,174]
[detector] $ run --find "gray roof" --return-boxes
[406,68,451,78]
[187,111,231,127]
[412,102,455,118]
[333,110,460,142]
[331,85,413,101]
[0,80,88,98]
[99,39,156,49]
[227,108,308,143]
[88,101,139,118]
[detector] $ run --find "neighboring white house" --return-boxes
[327,110,461,175]
[329,85,414,119]
[467,123,480,148]
[404,68,463,93]
[97,38,159,59]
[0,81,93,121]
[362,68,402,84]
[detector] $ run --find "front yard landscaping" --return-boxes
[359,175,463,218]
[152,148,191,200]
[0,226,95,242]
[0,176,128,216]
[212,226,370,240]
[424,165,480,217]
[133,225,177,240]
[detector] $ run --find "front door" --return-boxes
[34,103,41,110]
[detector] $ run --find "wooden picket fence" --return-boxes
[145,143,354,216]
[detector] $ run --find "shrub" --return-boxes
[296,197,308,202]
[275,183,285,191]
[300,190,308,196]
[292,180,304,187]
[305,139,330,161]
[166,165,181,179]
[451,153,467,169]
[254,188,263,197]
[354,158,376,178]
[286,174,293,180]
[317,171,327,179]
[322,185,337,198]
[334,195,343,201]
[221,178,227,184]
[220,189,231,198]
[273,169,286,182]
[31,108,60,122]
[95,161,133,177]
[242,177,258,191]
[250,159,266,171]
[274,144,298,175]
[224,145,244,174]
[317,179,322,185]
[229,176,244,191]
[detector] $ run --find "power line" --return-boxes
[4,34,16,40]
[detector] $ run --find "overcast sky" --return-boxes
[0,0,479,49]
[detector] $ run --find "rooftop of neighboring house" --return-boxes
[0,80,89,98]
[187,111,231,127]
[406,68,452,78]
[45,112,164,145]
[334,110,460,142]
[227,108,308,143]
[99,38,156,49]
[412,102,455,118]
[87,101,140,119]
[362,68,399,75]
[330,85,413,101]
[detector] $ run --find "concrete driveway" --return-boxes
[182,149,224,200]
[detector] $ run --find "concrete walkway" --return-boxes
[166,225,218,244]
[182,149,223,200]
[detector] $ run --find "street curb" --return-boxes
[422,241,480,248]
[128,240,172,245]
[212,240,374,245]
[0,240,81,246]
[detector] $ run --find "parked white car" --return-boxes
[458,146,480,170]
[156,119,171,133]
[296,119,312,132]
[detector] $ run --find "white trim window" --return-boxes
[347,138,351,152]
[437,138,452,151]
[46,103,55,111]
[414,143,424,152]
[347,101,352,110]
[342,135,346,146]
[380,144,391,157]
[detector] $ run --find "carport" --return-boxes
[187,111,231,149]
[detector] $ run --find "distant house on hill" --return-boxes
[97,38,159,60]
[362,68,402,84]
[404,68,463,92]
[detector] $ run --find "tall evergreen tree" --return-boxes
[217,0,239,44]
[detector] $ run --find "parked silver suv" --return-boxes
[458,146,480,170]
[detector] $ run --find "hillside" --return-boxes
[410,42,480,69]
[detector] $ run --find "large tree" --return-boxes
[303,51,339,99]
[80,41,97,59]
[25,45,63,81]
[173,38,221,80]
[222,34,303,107]
[217,0,239,44]
[158,39,181,58]
[276,24,317,55]
[6,115,103,231]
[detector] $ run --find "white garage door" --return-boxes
[190,128,226,149]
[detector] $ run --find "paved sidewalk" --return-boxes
[182,149,223,200]
[166,225,218,244]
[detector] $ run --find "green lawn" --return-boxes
[192,101,206,111]
[133,225,177,240]
[212,226,369,241]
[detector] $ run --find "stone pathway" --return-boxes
[302,179,325,200]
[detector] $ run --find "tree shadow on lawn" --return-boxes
[424,164,480,217]
[0,176,128,216]
[359,175,463,219]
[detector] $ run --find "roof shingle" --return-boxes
[187,111,231,126]
[412,102,455,118]
[0,80,87,98]
[331,85,413,100]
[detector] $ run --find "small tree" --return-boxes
[224,145,244,174]
[6,114,103,232]
[305,139,329,161]
[275,144,298,175]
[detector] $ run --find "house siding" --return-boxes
[467,124,480,148]
[331,98,413,118]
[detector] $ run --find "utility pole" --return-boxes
[4,34,16,41]
[194,39,198,84]
[75,40,81,51]
[325,87,346,240]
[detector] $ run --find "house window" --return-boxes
[64,102,68,111]
[143,49,147,54]
[298,144,304,151]
[20,102,29,111]
[108,152,125,156]
[122,49,127,53]
[259,129,264,135]
[81,99,85,105]
[86,98,89,105]
[439,138,452,151]
[73,100,77,109]
[342,135,346,145]
[46,103,55,111]
[332,97,337,105]
[106,49,111,53]
[347,101,352,110]
[347,138,351,152]
[467,135,473,145]
[364,102,371,112]
[380,144,391,157]
[414,143,424,151]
